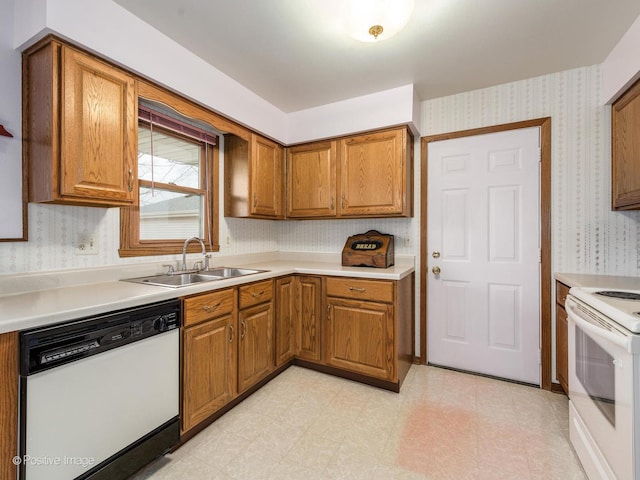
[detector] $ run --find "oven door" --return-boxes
[566,296,635,480]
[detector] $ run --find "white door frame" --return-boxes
[420,118,555,390]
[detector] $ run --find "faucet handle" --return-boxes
[204,254,211,270]
[162,264,175,275]
[192,260,204,271]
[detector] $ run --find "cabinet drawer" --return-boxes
[184,288,235,327]
[239,280,273,309]
[326,277,394,303]
[556,281,570,307]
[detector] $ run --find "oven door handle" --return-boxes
[566,298,630,350]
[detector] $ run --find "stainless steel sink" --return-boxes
[202,267,264,278]
[122,267,266,288]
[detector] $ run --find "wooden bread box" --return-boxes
[342,230,394,268]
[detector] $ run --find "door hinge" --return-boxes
[538,248,542,263]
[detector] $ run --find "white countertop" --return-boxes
[0,252,414,334]
[555,272,640,290]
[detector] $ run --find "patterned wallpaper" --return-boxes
[0,204,417,274]
[1,63,638,277]
[0,204,280,274]
[422,64,640,277]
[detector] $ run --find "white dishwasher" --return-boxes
[19,299,180,480]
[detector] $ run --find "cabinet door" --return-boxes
[338,128,410,217]
[238,302,274,392]
[326,297,395,380]
[275,277,295,366]
[556,304,568,394]
[286,141,337,218]
[60,46,137,204]
[250,134,283,218]
[182,314,236,432]
[612,78,640,210]
[296,276,322,361]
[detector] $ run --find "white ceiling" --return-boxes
[114,0,640,113]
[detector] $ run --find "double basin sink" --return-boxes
[123,267,266,288]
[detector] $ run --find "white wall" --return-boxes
[286,84,420,143]
[603,15,640,103]
[0,0,25,240]
[11,0,420,145]
[13,0,289,142]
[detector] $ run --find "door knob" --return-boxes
[432,251,440,258]
[432,266,441,275]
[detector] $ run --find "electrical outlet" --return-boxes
[404,236,411,247]
[76,234,98,255]
[226,236,231,246]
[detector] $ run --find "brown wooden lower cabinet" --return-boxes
[238,301,274,393]
[326,297,394,380]
[275,276,296,366]
[275,275,322,365]
[296,276,322,361]
[181,273,414,434]
[181,288,237,433]
[556,280,570,394]
[278,274,413,386]
[324,275,413,384]
[556,304,568,394]
[182,313,236,432]
[0,332,19,480]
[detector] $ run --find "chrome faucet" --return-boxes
[182,237,209,271]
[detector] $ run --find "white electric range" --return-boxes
[566,285,640,480]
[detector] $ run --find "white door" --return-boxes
[427,127,540,384]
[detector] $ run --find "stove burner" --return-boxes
[595,290,640,301]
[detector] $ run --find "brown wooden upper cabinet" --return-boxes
[287,141,337,218]
[225,133,284,219]
[612,77,640,210]
[23,37,137,207]
[286,126,413,219]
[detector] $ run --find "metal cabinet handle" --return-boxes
[250,291,265,298]
[341,194,346,209]
[432,266,441,275]
[240,320,246,339]
[127,169,134,192]
[253,193,257,207]
[229,325,234,343]
[202,302,221,312]
[330,196,335,210]
[349,286,366,292]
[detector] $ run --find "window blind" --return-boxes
[138,102,217,146]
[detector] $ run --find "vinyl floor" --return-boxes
[132,365,586,479]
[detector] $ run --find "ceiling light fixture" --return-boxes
[346,0,415,42]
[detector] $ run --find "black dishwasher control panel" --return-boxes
[20,299,180,375]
